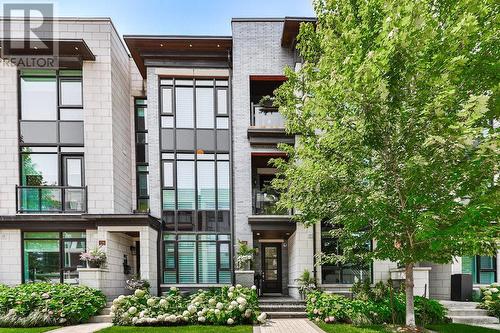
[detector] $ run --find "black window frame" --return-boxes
[475,255,497,284]
[134,97,149,213]
[22,231,86,284]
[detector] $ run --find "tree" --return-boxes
[273,0,499,328]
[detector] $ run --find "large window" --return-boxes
[321,222,372,284]
[462,255,497,284]
[163,234,231,284]
[23,232,86,284]
[134,98,149,212]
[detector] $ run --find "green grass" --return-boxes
[0,328,58,333]
[427,323,500,333]
[96,325,253,333]
[315,323,391,333]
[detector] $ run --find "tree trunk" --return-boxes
[405,263,416,327]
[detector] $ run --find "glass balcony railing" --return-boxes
[251,104,285,128]
[17,186,87,213]
[252,189,290,215]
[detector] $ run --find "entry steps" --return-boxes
[259,297,307,319]
[440,300,500,330]
[89,302,113,323]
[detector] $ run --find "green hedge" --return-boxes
[306,289,446,326]
[479,283,500,318]
[0,283,106,327]
[111,285,266,326]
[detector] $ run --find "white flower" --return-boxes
[227,318,234,325]
[128,307,137,315]
[134,289,146,298]
[215,309,221,315]
[490,288,499,293]
[245,309,252,318]
[198,316,206,322]
[59,318,67,324]
[170,286,178,292]
[231,301,238,307]
[251,285,257,290]
[209,298,216,306]
[182,310,190,317]
[228,292,234,298]
[147,298,156,306]
[132,317,138,324]
[42,293,50,299]
[238,304,246,311]
[229,286,235,292]
[183,316,189,321]
[188,304,197,314]
[258,312,267,323]
[236,284,242,289]
[237,297,247,305]
[228,304,235,310]
[216,302,224,310]
[159,299,167,306]
[31,292,38,297]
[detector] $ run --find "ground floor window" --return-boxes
[23,231,86,284]
[321,222,372,284]
[163,233,231,284]
[462,255,497,284]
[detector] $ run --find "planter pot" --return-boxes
[87,262,101,268]
[235,270,255,288]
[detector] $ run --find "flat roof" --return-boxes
[124,35,232,78]
[281,17,317,48]
[0,38,96,61]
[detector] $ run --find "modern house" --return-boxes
[0,16,497,301]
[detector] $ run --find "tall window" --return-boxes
[159,78,231,284]
[462,255,497,284]
[18,69,85,213]
[134,98,149,212]
[321,221,372,284]
[23,231,86,284]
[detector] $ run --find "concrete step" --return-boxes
[100,307,111,315]
[450,316,500,325]
[260,305,306,312]
[89,314,112,323]
[259,299,305,305]
[447,308,489,317]
[267,311,307,319]
[440,301,481,309]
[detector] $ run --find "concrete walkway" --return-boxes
[48,323,112,333]
[255,319,324,333]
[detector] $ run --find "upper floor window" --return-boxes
[462,255,497,284]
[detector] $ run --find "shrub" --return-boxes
[306,286,446,326]
[111,284,265,326]
[0,282,106,327]
[479,283,500,318]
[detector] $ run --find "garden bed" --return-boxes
[97,325,253,332]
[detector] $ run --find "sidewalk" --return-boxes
[254,318,324,333]
[48,323,112,333]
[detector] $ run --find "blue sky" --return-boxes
[48,0,315,35]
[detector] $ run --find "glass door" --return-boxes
[62,156,84,211]
[261,243,282,294]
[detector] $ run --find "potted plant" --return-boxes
[236,240,257,270]
[80,247,107,268]
[295,269,317,299]
[126,275,150,292]
[258,95,275,108]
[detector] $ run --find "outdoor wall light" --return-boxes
[130,246,137,255]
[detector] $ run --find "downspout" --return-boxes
[313,223,317,282]
[157,222,161,296]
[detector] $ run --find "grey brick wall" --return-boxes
[231,20,295,246]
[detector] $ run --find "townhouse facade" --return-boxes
[0,16,497,300]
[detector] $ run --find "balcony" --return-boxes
[17,186,87,213]
[247,104,294,146]
[252,189,290,215]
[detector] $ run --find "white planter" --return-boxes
[235,270,255,288]
[77,267,109,291]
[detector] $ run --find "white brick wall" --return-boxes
[288,224,314,298]
[0,230,22,285]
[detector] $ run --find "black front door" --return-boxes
[261,243,282,293]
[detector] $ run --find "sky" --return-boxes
[16,0,315,36]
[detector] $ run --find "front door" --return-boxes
[261,243,282,294]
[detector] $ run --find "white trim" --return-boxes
[258,239,284,243]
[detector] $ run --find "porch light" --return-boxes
[130,246,137,255]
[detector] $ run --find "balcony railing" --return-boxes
[252,189,290,215]
[251,104,285,128]
[16,186,87,213]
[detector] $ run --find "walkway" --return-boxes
[48,323,112,333]
[254,318,323,333]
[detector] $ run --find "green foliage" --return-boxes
[307,289,446,326]
[97,325,254,333]
[258,95,276,108]
[235,240,257,270]
[479,283,500,318]
[426,323,500,333]
[273,0,499,325]
[111,285,265,326]
[0,283,106,327]
[295,269,317,299]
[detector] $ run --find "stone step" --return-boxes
[440,301,481,309]
[450,316,500,325]
[447,308,489,317]
[259,299,305,305]
[267,311,307,319]
[89,314,113,324]
[100,307,111,315]
[260,305,306,312]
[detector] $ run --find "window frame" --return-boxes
[475,255,497,284]
[22,231,86,284]
[134,97,149,213]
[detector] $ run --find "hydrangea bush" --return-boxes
[111,285,266,326]
[479,283,500,318]
[0,283,106,327]
[306,288,446,326]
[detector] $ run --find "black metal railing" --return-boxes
[252,188,290,215]
[250,103,285,128]
[16,185,87,213]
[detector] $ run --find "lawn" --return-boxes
[97,325,253,333]
[427,323,500,333]
[0,328,58,333]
